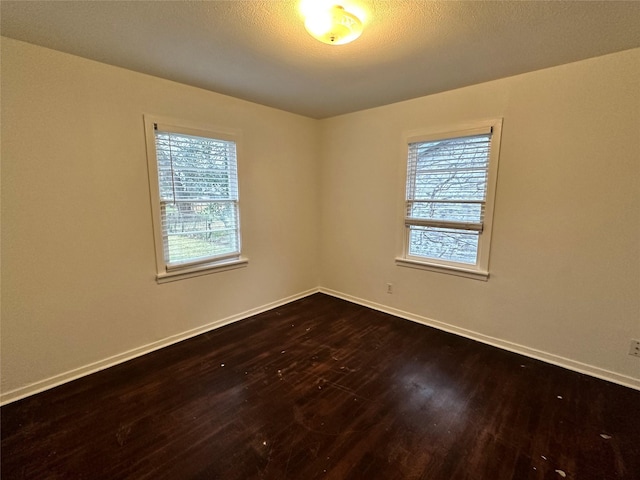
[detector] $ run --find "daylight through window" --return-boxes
[145,117,245,281]
[399,120,502,279]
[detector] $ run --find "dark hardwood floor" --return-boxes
[2,293,639,479]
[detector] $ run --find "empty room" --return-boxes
[1,1,639,479]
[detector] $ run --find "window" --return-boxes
[396,119,502,280]
[144,116,247,282]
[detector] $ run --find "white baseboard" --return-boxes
[4,286,637,405]
[0,288,320,406]
[319,287,640,391]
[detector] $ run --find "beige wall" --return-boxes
[1,38,320,400]
[2,38,639,401]
[319,48,640,386]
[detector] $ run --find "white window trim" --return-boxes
[156,256,248,284]
[143,114,248,283]
[395,118,503,281]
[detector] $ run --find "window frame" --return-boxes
[144,115,248,283]
[396,118,503,281]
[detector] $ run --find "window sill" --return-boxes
[395,257,489,281]
[156,257,248,284]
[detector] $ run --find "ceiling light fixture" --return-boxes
[304,5,363,45]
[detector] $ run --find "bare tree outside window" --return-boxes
[405,134,491,265]
[155,131,240,266]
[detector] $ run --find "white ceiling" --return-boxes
[2,0,640,119]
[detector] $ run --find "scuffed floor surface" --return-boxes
[2,293,639,479]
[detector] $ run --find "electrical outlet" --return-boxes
[629,339,640,357]
[386,283,393,294]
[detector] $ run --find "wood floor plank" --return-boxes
[2,293,639,479]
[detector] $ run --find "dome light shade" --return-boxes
[304,5,363,45]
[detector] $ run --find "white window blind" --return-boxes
[153,125,240,270]
[405,129,493,266]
